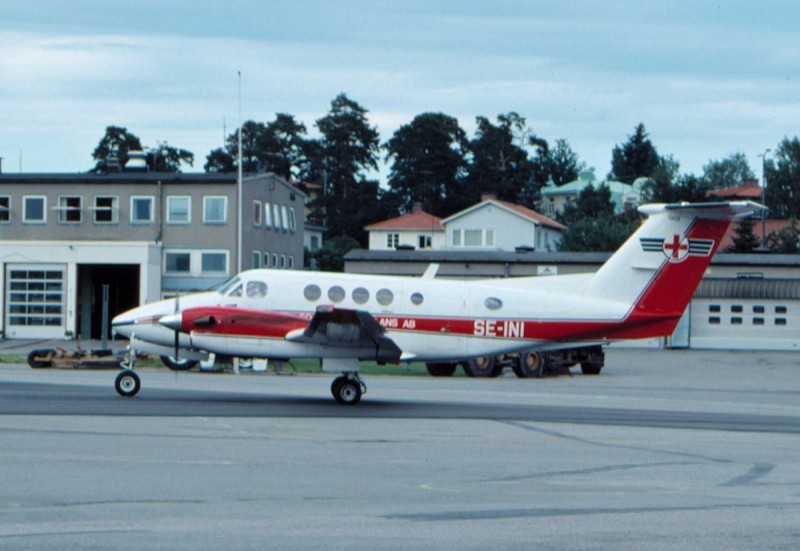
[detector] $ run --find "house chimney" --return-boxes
[481,192,497,202]
[743,178,759,188]
[412,202,424,213]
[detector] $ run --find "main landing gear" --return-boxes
[330,373,367,405]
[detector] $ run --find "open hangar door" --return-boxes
[77,264,140,340]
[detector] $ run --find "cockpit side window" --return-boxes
[228,284,243,297]
[246,281,268,298]
[217,276,241,294]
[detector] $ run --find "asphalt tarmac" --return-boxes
[1,348,799,550]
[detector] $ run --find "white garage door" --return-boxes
[5,264,66,339]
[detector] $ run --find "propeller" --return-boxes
[173,294,180,359]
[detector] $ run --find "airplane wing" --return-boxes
[163,305,402,364]
[286,306,402,364]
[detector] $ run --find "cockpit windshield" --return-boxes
[216,276,241,295]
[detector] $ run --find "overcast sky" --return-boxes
[1,1,798,181]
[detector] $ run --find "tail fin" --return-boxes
[583,202,766,319]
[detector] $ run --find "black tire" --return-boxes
[463,356,502,378]
[426,362,457,377]
[512,351,545,378]
[580,361,603,375]
[160,356,198,371]
[115,370,141,397]
[28,349,57,369]
[331,376,362,405]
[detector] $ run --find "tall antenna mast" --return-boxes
[237,71,243,274]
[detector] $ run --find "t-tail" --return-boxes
[583,201,766,338]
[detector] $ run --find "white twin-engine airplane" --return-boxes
[112,201,763,405]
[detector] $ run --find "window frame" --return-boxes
[92,195,118,224]
[203,196,228,225]
[130,196,155,224]
[253,200,262,226]
[23,195,47,224]
[56,195,83,224]
[166,196,192,225]
[0,195,10,223]
[264,202,272,228]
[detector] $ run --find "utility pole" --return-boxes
[759,149,771,249]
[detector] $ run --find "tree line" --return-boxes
[89,93,800,255]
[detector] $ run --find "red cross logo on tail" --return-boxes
[663,234,689,262]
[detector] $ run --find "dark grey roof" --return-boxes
[345,249,612,264]
[0,172,237,185]
[345,249,800,267]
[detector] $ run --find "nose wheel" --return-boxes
[331,374,366,405]
[115,370,141,397]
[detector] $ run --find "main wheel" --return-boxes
[28,349,57,369]
[331,376,362,405]
[115,370,141,397]
[512,351,545,378]
[160,356,198,371]
[463,356,502,378]
[426,362,457,377]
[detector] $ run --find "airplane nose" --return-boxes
[159,313,183,332]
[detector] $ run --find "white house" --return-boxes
[365,203,445,251]
[442,195,566,252]
[539,169,646,218]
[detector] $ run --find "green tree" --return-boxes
[530,138,585,190]
[90,126,143,172]
[702,152,755,190]
[558,184,615,226]
[308,235,361,272]
[148,142,194,172]
[765,218,800,253]
[384,112,468,216]
[609,123,661,184]
[558,211,640,252]
[765,137,800,219]
[726,216,760,253]
[314,94,381,241]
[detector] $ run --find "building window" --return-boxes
[289,208,297,232]
[281,205,289,231]
[203,196,227,224]
[0,196,10,223]
[387,233,400,248]
[731,317,743,325]
[253,201,262,226]
[57,196,82,224]
[731,305,743,313]
[23,196,46,224]
[753,318,765,325]
[165,252,191,274]
[272,204,280,229]
[201,252,227,274]
[709,305,721,313]
[252,251,261,269]
[93,196,118,224]
[167,196,191,224]
[310,235,320,251]
[131,196,154,224]
[288,255,295,269]
[263,252,270,267]
[776,306,787,314]
[452,229,461,247]
[709,317,721,324]
[753,305,765,314]
[776,318,787,326]
[264,202,272,228]
[273,253,279,267]
[418,235,432,249]
[280,254,286,268]
[464,229,482,247]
